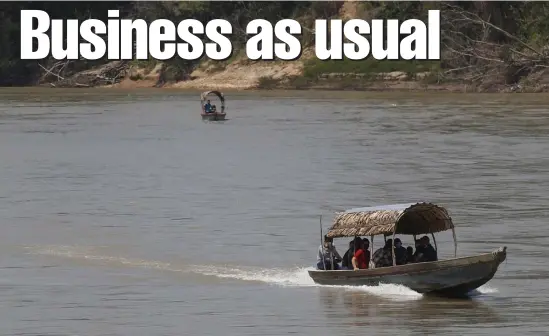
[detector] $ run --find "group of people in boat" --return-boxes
[203,100,218,113]
[316,235,438,270]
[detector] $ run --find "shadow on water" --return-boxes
[318,287,502,331]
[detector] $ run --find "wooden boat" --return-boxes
[308,202,507,297]
[200,90,227,121]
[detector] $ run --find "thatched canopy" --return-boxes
[326,202,454,238]
[201,90,225,103]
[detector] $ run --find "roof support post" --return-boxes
[391,230,396,267]
[370,235,374,268]
[452,227,458,257]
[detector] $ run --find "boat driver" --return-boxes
[317,235,342,270]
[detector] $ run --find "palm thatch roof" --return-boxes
[325,202,454,238]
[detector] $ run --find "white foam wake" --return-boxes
[167,264,422,300]
[25,245,497,300]
[469,285,499,296]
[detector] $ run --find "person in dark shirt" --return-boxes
[341,239,356,270]
[413,236,438,262]
[393,238,407,265]
[342,237,365,269]
[406,246,414,263]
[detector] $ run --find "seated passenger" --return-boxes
[342,238,359,270]
[372,239,394,268]
[352,239,370,270]
[212,105,217,113]
[362,237,370,253]
[406,246,414,263]
[413,236,438,262]
[362,238,371,267]
[316,235,342,270]
[393,238,407,265]
[204,99,212,113]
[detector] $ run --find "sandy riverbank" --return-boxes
[34,48,549,94]
[94,52,549,94]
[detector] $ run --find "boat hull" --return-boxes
[201,113,226,121]
[308,247,506,297]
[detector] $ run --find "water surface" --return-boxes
[0,88,547,335]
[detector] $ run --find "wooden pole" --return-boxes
[320,215,326,270]
[452,227,458,258]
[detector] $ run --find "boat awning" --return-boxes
[325,202,454,238]
[201,90,225,102]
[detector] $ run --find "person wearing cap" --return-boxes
[316,235,342,270]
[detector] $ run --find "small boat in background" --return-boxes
[308,202,507,297]
[201,90,227,121]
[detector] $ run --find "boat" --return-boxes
[200,90,227,121]
[308,202,507,297]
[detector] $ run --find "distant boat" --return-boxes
[200,90,227,121]
[308,202,507,297]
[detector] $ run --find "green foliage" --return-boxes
[303,58,440,78]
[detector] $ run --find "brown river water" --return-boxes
[0,88,548,335]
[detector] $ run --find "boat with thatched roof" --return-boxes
[308,202,507,297]
[201,90,227,121]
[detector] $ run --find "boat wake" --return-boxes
[192,264,423,300]
[25,245,498,300]
[190,264,498,300]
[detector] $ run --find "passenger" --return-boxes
[342,237,361,270]
[410,239,421,262]
[413,236,438,262]
[204,99,212,113]
[362,238,371,267]
[406,246,414,263]
[422,236,438,261]
[316,235,342,270]
[372,239,394,268]
[212,105,217,113]
[393,238,407,265]
[352,239,370,270]
[412,239,422,262]
[362,237,370,252]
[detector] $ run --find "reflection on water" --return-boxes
[0,88,548,335]
[319,288,502,331]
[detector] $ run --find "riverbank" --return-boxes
[29,42,549,94]
[31,53,549,94]
[95,53,549,93]
[6,2,549,93]
[64,46,547,94]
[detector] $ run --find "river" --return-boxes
[0,88,547,335]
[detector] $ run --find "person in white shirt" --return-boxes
[316,235,342,270]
